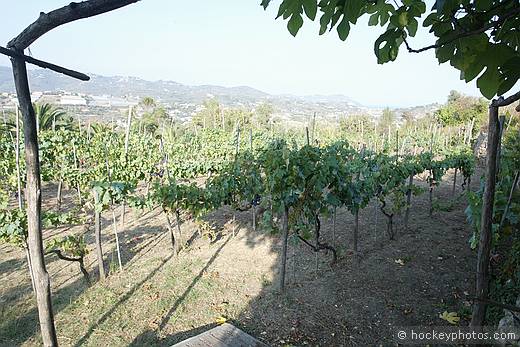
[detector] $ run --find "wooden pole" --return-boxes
[124,105,132,157]
[404,174,414,229]
[470,104,500,329]
[72,141,82,205]
[496,115,506,176]
[395,129,399,161]
[15,106,23,209]
[11,54,58,347]
[250,129,256,231]
[175,209,182,255]
[452,168,458,196]
[0,45,89,81]
[93,189,105,280]
[112,209,122,271]
[498,171,519,233]
[280,205,289,292]
[332,207,336,249]
[311,112,316,144]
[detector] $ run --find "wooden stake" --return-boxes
[15,106,23,209]
[280,206,289,292]
[72,141,82,205]
[452,168,458,196]
[112,209,122,271]
[496,115,506,176]
[404,174,413,229]
[250,128,256,231]
[93,189,105,280]
[175,209,182,255]
[11,54,58,347]
[332,207,336,249]
[471,104,500,329]
[124,105,132,157]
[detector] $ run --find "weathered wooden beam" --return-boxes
[493,90,520,107]
[470,103,500,330]
[8,0,140,50]
[11,53,58,347]
[0,46,89,81]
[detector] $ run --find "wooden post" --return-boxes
[23,242,36,291]
[353,146,365,251]
[15,106,23,209]
[496,115,506,176]
[468,118,475,144]
[332,207,336,249]
[305,126,310,146]
[311,112,316,144]
[72,141,82,205]
[452,167,458,196]
[470,104,500,329]
[93,189,105,280]
[250,129,256,231]
[429,131,434,217]
[11,54,58,347]
[235,123,241,156]
[56,181,62,210]
[404,174,414,229]
[395,129,399,162]
[280,206,289,292]
[498,171,519,233]
[111,209,122,271]
[124,105,132,157]
[164,212,176,255]
[353,210,359,252]
[175,209,182,255]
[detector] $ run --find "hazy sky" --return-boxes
[0,0,489,107]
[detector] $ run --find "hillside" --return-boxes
[0,66,362,112]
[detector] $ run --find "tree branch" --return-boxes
[0,46,89,81]
[493,90,520,107]
[403,7,520,54]
[8,0,140,50]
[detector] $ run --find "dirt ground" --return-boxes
[0,169,477,346]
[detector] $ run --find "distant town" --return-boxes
[0,66,440,126]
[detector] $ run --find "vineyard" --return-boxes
[1,101,519,345]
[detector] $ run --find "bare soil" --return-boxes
[0,169,476,346]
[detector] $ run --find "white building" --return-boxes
[60,95,87,106]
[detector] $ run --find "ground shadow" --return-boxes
[0,275,89,346]
[73,252,175,347]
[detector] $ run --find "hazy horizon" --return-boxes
[0,0,493,107]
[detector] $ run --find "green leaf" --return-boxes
[345,0,365,24]
[374,28,403,64]
[287,13,304,36]
[497,57,520,96]
[337,16,351,41]
[368,13,379,26]
[407,17,418,37]
[260,0,272,10]
[477,66,500,99]
[435,42,455,63]
[475,0,492,11]
[302,0,317,20]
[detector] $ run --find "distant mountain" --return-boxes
[0,66,371,120]
[0,66,276,105]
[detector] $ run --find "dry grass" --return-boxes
[0,169,477,346]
